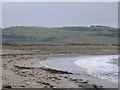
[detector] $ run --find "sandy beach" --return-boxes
[2,49,118,89]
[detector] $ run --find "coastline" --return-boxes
[2,49,118,89]
[40,55,118,88]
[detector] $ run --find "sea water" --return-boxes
[74,55,118,83]
[40,55,119,84]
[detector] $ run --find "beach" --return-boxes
[2,49,119,89]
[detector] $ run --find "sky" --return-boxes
[1,2,118,28]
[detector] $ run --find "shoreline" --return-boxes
[2,49,118,89]
[39,55,118,88]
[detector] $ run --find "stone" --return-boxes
[20,85,25,87]
[2,85,12,88]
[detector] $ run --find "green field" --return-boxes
[2,26,118,46]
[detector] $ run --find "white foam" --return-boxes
[74,55,118,83]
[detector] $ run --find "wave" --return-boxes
[74,55,118,83]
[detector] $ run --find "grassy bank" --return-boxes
[2,26,118,46]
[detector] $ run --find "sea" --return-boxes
[40,55,119,86]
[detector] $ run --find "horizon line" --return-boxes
[1,25,117,28]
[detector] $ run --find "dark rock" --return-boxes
[64,76,68,78]
[83,80,89,83]
[37,81,50,86]
[20,85,25,87]
[52,76,58,80]
[59,75,63,77]
[50,85,54,88]
[44,85,48,88]
[70,78,77,82]
[105,74,108,75]
[41,67,73,74]
[2,85,12,88]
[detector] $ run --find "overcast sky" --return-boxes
[2,2,118,27]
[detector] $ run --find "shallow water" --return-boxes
[40,56,87,74]
[40,55,119,88]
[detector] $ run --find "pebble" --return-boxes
[26,82,31,85]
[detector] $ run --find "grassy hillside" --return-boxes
[2,26,118,46]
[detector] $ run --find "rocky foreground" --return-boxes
[2,49,118,89]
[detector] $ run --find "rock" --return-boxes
[12,84,17,87]
[83,80,89,83]
[2,85,12,88]
[14,68,18,71]
[92,84,100,89]
[52,76,58,79]
[80,79,83,81]
[7,60,13,63]
[20,85,25,87]
[57,78,61,80]
[44,85,48,88]
[2,76,7,80]
[53,86,57,88]
[14,64,35,69]
[26,82,31,85]
[28,73,34,77]
[69,78,77,82]
[52,80,56,82]
[41,67,73,74]
[59,75,63,77]
[78,85,82,88]
[31,62,34,64]
[43,58,46,60]
[50,85,54,88]
[64,76,68,78]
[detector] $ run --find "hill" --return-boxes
[2,26,118,46]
